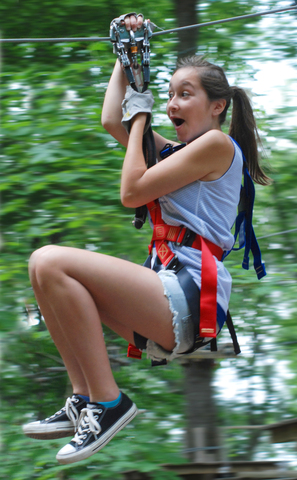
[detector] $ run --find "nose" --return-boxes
[167,94,179,113]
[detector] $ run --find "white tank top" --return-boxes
[156,137,243,312]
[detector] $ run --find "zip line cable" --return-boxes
[0,5,296,44]
[152,5,297,37]
[257,228,297,240]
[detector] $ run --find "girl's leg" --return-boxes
[30,248,135,396]
[30,245,175,403]
[29,247,89,396]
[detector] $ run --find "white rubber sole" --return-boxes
[56,403,138,464]
[23,421,75,440]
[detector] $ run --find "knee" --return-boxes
[29,245,62,288]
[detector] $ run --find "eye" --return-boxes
[168,91,174,99]
[182,91,190,97]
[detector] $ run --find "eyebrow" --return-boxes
[169,80,195,89]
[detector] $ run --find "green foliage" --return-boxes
[1,0,297,476]
[0,0,176,68]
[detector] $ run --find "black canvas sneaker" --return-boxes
[56,392,138,464]
[22,394,88,440]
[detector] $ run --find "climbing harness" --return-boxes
[147,198,223,340]
[126,137,266,364]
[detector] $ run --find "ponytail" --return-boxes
[175,56,270,185]
[229,86,270,185]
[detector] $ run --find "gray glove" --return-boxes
[121,86,154,134]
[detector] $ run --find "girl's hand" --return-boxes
[124,14,144,32]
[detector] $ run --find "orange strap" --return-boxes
[147,200,223,338]
[147,200,175,266]
[199,237,218,337]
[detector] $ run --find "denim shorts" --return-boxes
[146,269,195,362]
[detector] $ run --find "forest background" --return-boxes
[1,0,297,479]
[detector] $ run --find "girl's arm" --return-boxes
[101,60,130,148]
[101,60,176,156]
[121,114,235,208]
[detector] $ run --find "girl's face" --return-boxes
[166,67,221,144]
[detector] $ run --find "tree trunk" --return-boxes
[183,359,225,462]
[174,0,199,58]
[175,0,222,465]
[272,182,297,276]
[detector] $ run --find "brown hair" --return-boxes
[176,56,270,185]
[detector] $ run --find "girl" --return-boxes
[23,14,269,465]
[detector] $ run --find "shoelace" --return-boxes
[45,395,80,425]
[65,396,81,427]
[72,407,102,445]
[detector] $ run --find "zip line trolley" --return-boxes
[110,15,153,92]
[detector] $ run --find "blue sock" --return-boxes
[97,392,122,408]
[77,394,90,403]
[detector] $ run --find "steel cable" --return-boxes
[0,5,296,43]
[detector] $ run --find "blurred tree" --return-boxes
[174,0,199,58]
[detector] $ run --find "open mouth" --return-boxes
[172,117,185,127]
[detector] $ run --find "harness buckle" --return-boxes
[174,227,195,247]
[165,255,183,272]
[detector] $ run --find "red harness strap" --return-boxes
[127,344,143,359]
[147,200,223,338]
